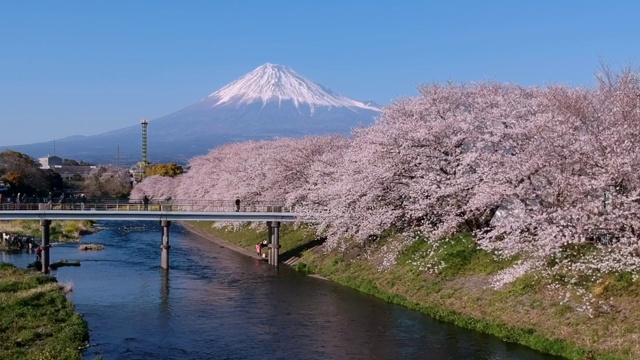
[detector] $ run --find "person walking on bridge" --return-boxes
[80,194,87,210]
[143,195,149,211]
[59,193,65,210]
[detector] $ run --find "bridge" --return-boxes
[0,199,310,274]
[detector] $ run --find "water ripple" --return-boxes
[2,221,562,360]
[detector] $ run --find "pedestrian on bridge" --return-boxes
[235,198,240,212]
[80,194,87,210]
[59,193,65,209]
[143,195,149,211]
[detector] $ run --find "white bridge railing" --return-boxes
[0,199,293,213]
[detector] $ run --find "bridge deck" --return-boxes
[0,200,306,222]
[0,210,303,222]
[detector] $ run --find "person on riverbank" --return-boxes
[235,198,240,212]
[36,246,42,261]
[143,195,149,210]
[255,239,269,257]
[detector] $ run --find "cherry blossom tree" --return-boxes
[303,70,640,281]
[174,136,348,211]
[304,82,549,252]
[131,175,181,201]
[135,66,640,287]
[474,67,640,285]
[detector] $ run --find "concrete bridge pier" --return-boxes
[269,221,281,267]
[160,220,171,270]
[267,221,273,265]
[40,220,51,274]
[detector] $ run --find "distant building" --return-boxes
[39,155,63,168]
[0,180,10,194]
[39,156,96,180]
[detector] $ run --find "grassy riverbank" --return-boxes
[0,220,97,244]
[187,221,317,254]
[0,263,89,360]
[186,221,637,360]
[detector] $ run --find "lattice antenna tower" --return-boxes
[141,119,149,168]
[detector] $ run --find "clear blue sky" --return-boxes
[1,1,639,146]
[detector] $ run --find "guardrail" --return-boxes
[0,199,292,213]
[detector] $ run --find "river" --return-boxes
[0,221,563,360]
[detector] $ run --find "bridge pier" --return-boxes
[268,221,281,267]
[40,220,51,274]
[161,220,171,270]
[267,221,272,265]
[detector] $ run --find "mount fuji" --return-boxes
[6,63,381,164]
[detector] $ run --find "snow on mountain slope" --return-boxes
[6,63,382,164]
[206,63,380,113]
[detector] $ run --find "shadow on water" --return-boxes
[1,221,564,360]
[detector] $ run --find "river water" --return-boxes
[0,221,563,360]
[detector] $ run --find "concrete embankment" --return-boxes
[180,221,325,276]
[181,222,263,259]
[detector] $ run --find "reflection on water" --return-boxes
[1,221,562,360]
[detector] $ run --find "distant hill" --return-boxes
[5,63,381,165]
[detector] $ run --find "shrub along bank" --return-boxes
[0,263,88,360]
[188,222,636,360]
[0,220,97,245]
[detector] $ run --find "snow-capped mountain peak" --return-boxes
[206,63,380,112]
[7,63,382,164]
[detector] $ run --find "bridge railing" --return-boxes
[0,198,293,213]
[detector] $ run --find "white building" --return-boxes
[39,156,96,180]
